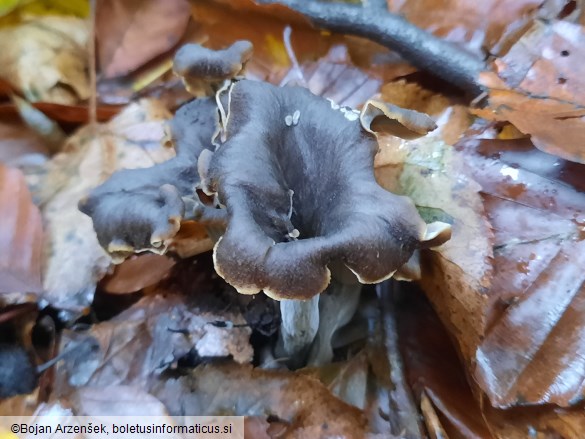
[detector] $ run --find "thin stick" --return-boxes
[258,0,486,96]
[88,0,97,129]
[377,280,424,438]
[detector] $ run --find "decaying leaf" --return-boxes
[39,99,175,311]
[96,0,191,78]
[397,284,585,439]
[387,0,546,55]
[0,119,49,167]
[459,136,585,408]
[152,363,368,438]
[53,293,252,395]
[476,19,585,164]
[99,253,176,294]
[0,16,89,105]
[374,87,491,361]
[0,165,43,295]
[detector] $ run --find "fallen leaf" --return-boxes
[476,19,585,164]
[53,293,252,395]
[0,16,89,105]
[0,101,123,124]
[458,136,585,408]
[387,0,544,55]
[0,119,49,166]
[374,94,492,362]
[12,95,66,153]
[66,386,172,416]
[99,253,176,294]
[0,165,43,294]
[38,99,175,312]
[397,284,585,439]
[152,363,368,438]
[96,0,191,78]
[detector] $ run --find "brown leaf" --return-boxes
[387,0,543,55]
[476,20,585,164]
[97,0,191,78]
[0,16,89,105]
[0,119,49,166]
[152,363,368,439]
[0,165,43,294]
[53,294,252,395]
[38,99,175,311]
[396,285,585,439]
[376,129,492,362]
[458,136,585,408]
[99,253,176,294]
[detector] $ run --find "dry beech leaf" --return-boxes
[476,19,585,164]
[53,294,252,395]
[152,363,369,439]
[0,165,43,295]
[387,0,543,55]
[457,137,585,408]
[396,286,585,439]
[189,0,331,83]
[97,0,191,78]
[191,0,400,90]
[38,99,175,311]
[0,16,89,105]
[297,44,382,108]
[99,253,176,294]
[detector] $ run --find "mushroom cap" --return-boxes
[79,97,219,259]
[207,79,439,300]
[173,41,253,96]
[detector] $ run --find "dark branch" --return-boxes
[257,0,486,96]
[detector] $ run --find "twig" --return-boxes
[88,0,97,129]
[257,0,486,96]
[377,280,424,438]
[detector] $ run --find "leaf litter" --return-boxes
[2,0,585,437]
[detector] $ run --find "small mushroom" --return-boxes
[173,40,253,97]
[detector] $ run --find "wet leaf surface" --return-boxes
[152,363,368,438]
[53,292,252,395]
[477,19,585,164]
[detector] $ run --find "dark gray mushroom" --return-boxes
[207,78,446,300]
[80,40,451,366]
[78,97,220,262]
[173,40,253,97]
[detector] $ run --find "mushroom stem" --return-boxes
[307,278,362,366]
[276,296,320,368]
